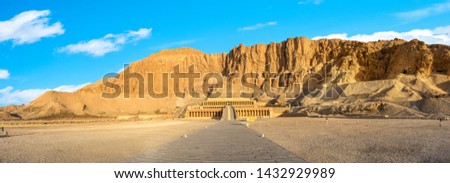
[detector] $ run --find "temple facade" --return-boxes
[184,98,273,119]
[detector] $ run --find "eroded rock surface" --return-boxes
[3,37,450,119]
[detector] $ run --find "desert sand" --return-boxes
[250,117,450,163]
[1,117,450,163]
[0,120,213,162]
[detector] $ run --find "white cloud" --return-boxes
[0,83,89,106]
[395,1,450,20]
[434,25,450,34]
[58,28,152,56]
[151,39,198,50]
[0,69,10,79]
[117,67,125,73]
[298,0,324,5]
[52,84,89,92]
[238,22,277,31]
[312,25,450,45]
[0,10,64,45]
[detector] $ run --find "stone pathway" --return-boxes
[129,121,306,163]
[221,105,236,121]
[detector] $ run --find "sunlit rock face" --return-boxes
[4,37,450,119]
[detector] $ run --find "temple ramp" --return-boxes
[221,105,237,121]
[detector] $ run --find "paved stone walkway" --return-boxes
[221,105,237,121]
[129,121,306,163]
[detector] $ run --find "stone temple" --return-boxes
[184,98,286,120]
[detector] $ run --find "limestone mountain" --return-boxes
[2,37,450,119]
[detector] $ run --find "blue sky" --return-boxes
[1,0,450,105]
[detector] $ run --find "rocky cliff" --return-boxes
[2,37,450,119]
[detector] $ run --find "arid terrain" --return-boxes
[0,120,213,162]
[2,38,448,163]
[2,38,450,120]
[1,117,449,163]
[251,117,450,163]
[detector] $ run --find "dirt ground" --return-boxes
[2,117,450,163]
[250,117,450,163]
[0,120,213,162]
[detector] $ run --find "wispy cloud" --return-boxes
[0,10,64,45]
[238,22,277,31]
[395,1,450,21]
[312,25,450,45]
[0,83,89,106]
[151,39,198,50]
[58,28,152,57]
[0,69,10,79]
[298,0,324,5]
